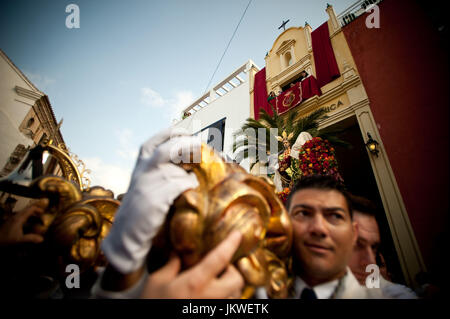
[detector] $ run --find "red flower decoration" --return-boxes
[277,187,291,204]
[298,137,342,181]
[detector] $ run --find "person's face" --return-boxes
[348,212,380,285]
[289,188,357,286]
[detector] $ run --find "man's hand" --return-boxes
[101,127,201,274]
[141,231,244,299]
[0,199,48,246]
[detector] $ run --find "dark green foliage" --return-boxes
[232,106,350,165]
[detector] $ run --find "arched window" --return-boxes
[285,51,293,67]
[26,117,35,128]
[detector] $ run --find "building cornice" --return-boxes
[330,27,343,39]
[15,86,44,101]
[267,54,312,86]
[318,98,369,129]
[283,73,361,121]
[276,39,296,55]
[36,96,65,145]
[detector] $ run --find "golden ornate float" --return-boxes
[150,144,294,298]
[1,141,293,298]
[0,140,120,280]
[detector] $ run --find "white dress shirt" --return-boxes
[254,275,340,299]
[293,276,339,299]
[254,267,386,299]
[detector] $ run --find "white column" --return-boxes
[280,53,286,70]
[290,48,296,65]
[304,23,313,52]
[325,4,341,34]
[209,89,216,103]
[264,53,270,77]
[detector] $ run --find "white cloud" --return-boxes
[24,71,55,91]
[140,87,167,107]
[83,157,132,196]
[79,128,139,197]
[115,128,139,161]
[140,87,194,121]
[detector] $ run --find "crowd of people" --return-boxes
[0,127,436,299]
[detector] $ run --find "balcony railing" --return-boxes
[337,0,382,27]
[180,60,259,119]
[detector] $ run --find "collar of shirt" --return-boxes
[294,276,339,299]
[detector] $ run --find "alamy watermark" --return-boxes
[65,4,80,29]
[365,4,380,29]
[65,263,80,289]
[365,264,380,288]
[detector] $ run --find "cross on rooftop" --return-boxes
[278,19,290,31]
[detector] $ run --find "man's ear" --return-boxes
[352,221,358,246]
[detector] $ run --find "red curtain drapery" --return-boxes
[301,75,321,98]
[253,75,321,117]
[311,22,340,88]
[253,67,270,120]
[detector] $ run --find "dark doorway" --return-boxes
[326,116,406,285]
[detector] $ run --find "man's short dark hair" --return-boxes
[348,193,377,217]
[286,174,353,218]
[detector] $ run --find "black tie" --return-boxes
[300,288,317,299]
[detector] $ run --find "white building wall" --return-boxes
[0,51,41,169]
[173,70,255,171]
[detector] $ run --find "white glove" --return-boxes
[290,131,313,159]
[101,127,201,274]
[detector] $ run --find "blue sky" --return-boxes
[1,0,356,195]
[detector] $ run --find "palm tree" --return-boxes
[232,106,350,170]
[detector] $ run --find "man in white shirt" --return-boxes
[279,175,384,298]
[347,194,417,299]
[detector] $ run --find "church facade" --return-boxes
[250,0,448,289]
[176,0,447,289]
[0,49,65,211]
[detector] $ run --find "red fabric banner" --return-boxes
[267,76,321,115]
[277,82,303,114]
[253,67,270,120]
[311,22,340,88]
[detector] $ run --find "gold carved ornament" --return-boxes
[23,176,119,276]
[7,141,119,278]
[41,139,91,190]
[149,144,294,299]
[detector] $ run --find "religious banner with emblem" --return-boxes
[254,75,321,118]
[276,82,303,114]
